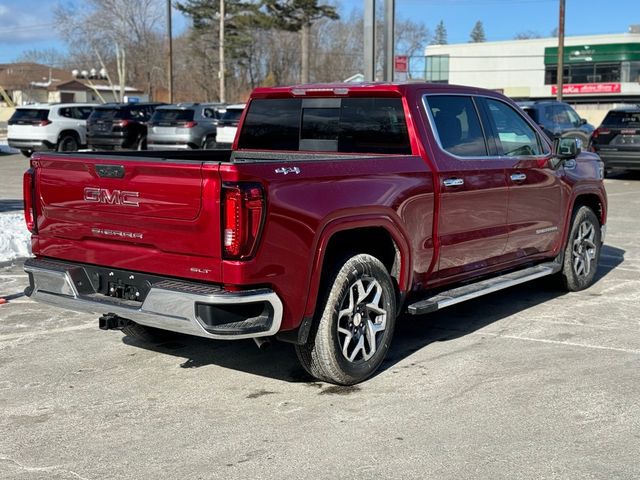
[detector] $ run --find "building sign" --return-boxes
[394,55,408,73]
[544,43,640,65]
[551,83,621,95]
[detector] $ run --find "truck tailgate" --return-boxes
[32,154,224,283]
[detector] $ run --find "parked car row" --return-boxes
[7,102,246,157]
[517,100,640,174]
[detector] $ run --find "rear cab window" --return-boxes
[238,97,411,154]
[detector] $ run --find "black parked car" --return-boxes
[517,100,595,146]
[590,106,640,173]
[87,103,164,150]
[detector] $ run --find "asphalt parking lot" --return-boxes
[1,152,639,479]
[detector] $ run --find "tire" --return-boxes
[20,149,33,158]
[295,254,396,385]
[122,322,174,343]
[136,135,147,150]
[203,136,217,149]
[57,134,79,152]
[558,206,602,291]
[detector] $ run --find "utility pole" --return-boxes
[219,0,226,103]
[556,0,565,101]
[383,0,395,82]
[364,0,375,81]
[166,0,173,103]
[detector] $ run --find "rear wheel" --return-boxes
[558,206,601,291]
[57,134,79,152]
[203,136,217,149]
[20,149,32,158]
[136,135,147,150]
[295,254,396,385]
[122,322,174,343]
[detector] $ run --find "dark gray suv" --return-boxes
[517,100,594,145]
[147,103,226,150]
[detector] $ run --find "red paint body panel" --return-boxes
[27,82,608,334]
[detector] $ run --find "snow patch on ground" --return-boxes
[0,213,31,262]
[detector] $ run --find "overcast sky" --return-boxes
[0,0,638,64]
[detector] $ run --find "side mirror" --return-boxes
[554,137,582,160]
[579,118,587,126]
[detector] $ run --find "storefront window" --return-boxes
[425,55,449,83]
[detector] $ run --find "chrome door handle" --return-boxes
[510,173,527,182]
[443,178,464,187]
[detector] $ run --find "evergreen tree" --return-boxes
[431,20,448,45]
[469,20,486,42]
[262,0,339,83]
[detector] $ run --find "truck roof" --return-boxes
[250,82,504,99]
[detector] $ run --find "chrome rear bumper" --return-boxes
[24,258,283,340]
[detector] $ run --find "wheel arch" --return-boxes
[57,129,81,143]
[303,216,412,321]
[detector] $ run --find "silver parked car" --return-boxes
[147,103,225,150]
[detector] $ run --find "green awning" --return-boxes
[544,43,640,65]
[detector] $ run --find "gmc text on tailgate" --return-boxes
[23,83,607,385]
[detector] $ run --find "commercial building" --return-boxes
[425,33,640,124]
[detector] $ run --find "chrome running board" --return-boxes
[407,261,561,315]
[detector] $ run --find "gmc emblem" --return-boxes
[83,187,140,207]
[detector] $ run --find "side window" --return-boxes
[563,105,582,127]
[75,107,93,120]
[426,95,488,157]
[485,99,544,157]
[59,108,72,118]
[203,108,214,118]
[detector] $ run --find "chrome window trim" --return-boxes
[421,92,552,162]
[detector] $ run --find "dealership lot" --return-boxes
[1,153,639,479]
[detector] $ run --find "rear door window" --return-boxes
[484,98,544,157]
[238,97,410,154]
[425,95,488,157]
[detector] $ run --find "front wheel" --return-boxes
[136,135,147,150]
[558,206,602,291]
[295,254,396,385]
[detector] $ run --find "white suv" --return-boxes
[8,103,95,157]
[215,104,245,147]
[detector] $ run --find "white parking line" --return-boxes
[0,323,95,342]
[475,331,640,355]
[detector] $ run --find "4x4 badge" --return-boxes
[275,167,301,175]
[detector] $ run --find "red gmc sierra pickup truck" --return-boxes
[23,83,607,385]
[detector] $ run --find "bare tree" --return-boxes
[54,0,165,101]
[514,30,542,40]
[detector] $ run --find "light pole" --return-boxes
[556,0,565,101]
[166,0,173,103]
[219,0,226,103]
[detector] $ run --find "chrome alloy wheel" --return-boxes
[572,220,597,278]
[337,276,388,363]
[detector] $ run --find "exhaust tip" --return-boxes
[253,337,272,350]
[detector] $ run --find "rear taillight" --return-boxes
[23,167,37,233]
[38,120,51,127]
[183,121,198,128]
[592,128,610,140]
[116,120,130,128]
[222,183,265,260]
